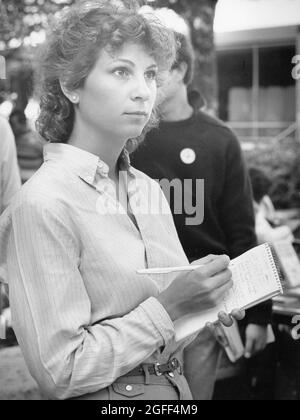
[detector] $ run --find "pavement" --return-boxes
[0,346,44,400]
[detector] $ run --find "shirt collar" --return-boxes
[43,143,135,186]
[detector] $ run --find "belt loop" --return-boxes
[142,365,150,385]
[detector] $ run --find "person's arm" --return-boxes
[7,198,175,400]
[219,131,272,328]
[0,119,21,213]
[256,211,294,244]
[219,131,257,259]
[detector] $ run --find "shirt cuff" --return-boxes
[139,297,176,346]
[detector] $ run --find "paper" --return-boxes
[174,244,283,341]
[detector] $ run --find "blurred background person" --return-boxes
[0,116,21,215]
[132,8,272,400]
[249,167,294,244]
[0,116,21,327]
[9,109,44,184]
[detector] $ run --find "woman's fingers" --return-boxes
[194,255,230,278]
[218,311,233,327]
[208,309,245,330]
[231,309,246,321]
[218,309,245,328]
[191,254,219,266]
[208,269,233,291]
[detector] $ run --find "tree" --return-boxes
[0,0,218,111]
[0,0,73,48]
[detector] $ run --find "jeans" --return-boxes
[184,328,220,400]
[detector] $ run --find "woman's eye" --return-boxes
[114,68,130,78]
[145,70,158,81]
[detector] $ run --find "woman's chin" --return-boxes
[123,126,145,139]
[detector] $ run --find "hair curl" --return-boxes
[35,0,177,153]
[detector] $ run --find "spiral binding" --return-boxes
[266,242,284,294]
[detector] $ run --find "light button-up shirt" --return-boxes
[0,143,192,399]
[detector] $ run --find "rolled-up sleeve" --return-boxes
[7,198,175,399]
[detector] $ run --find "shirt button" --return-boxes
[126,385,133,392]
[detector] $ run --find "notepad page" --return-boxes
[174,243,282,342]
[222,243,283,313]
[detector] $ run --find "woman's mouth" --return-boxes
[124,112,148,118]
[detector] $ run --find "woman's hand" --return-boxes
[217,308,246,327]
[206,309,246,340]
[157,254,234,322]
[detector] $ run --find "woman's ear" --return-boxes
[59,80,80,104]
[176,62,188,83]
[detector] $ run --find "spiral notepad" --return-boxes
[174,243,283,341]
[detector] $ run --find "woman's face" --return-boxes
[76,42,158,142]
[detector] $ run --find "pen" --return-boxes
[137,265,204,275]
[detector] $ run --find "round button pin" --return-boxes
[180,148,196,165]
[126,385,133,392]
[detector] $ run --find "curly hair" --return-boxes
[35,0,177,153]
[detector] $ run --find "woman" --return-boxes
[0,0,244,400]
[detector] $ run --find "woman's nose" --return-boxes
[131,76,151,102]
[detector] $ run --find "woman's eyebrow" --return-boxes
[112,58,158,69]
[147,64,158,70]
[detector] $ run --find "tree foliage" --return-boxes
[0,0,217,46]
[0,0,218,109]
[0,0,71,47]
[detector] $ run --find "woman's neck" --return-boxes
[68,119,125,178]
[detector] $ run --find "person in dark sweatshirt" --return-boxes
[131,14,272,400]
[9,109,45,184]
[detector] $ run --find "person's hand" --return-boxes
[157,254,234,322]
[244,324,268,359]
[206,309,246,337]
